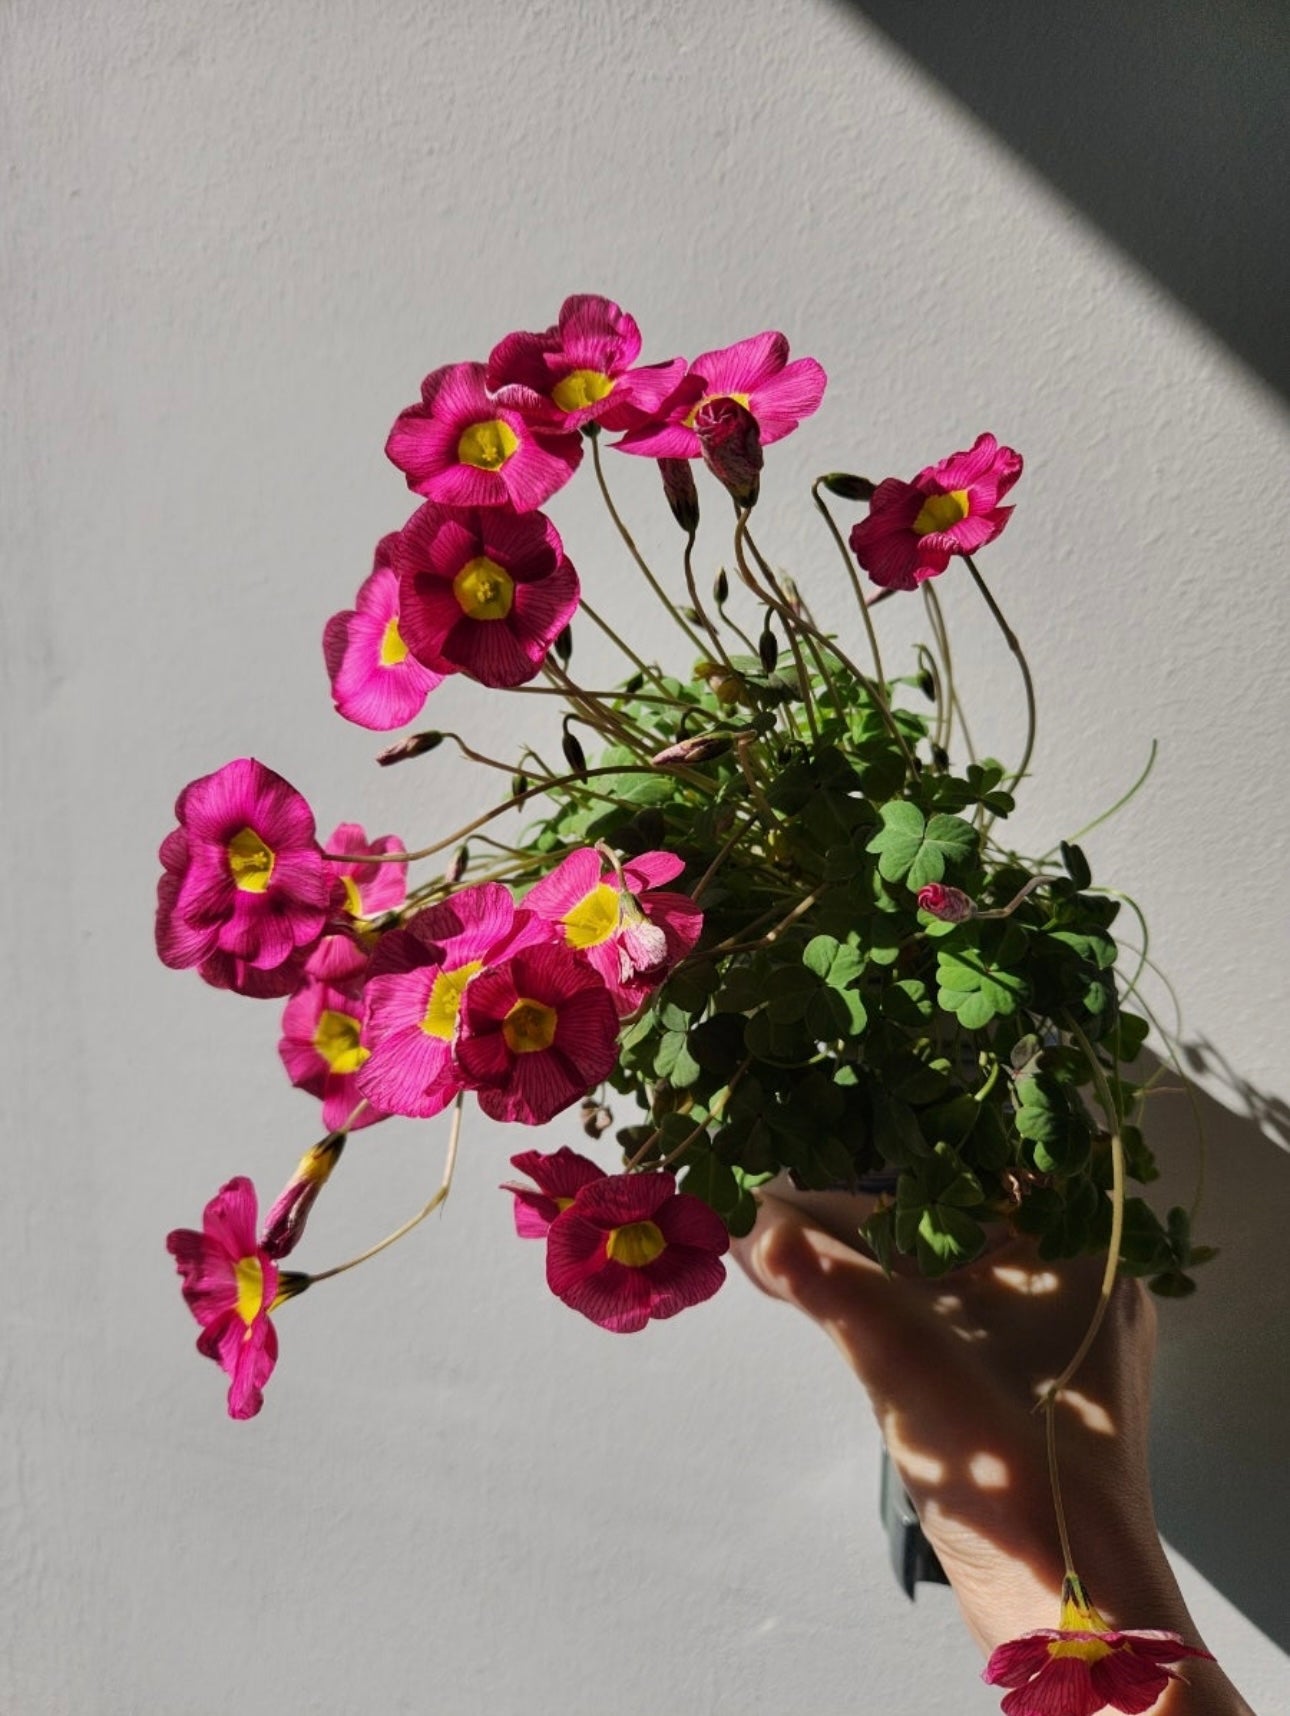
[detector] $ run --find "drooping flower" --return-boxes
[917,882,976,923]
[982,1579,1213,1716]
[306,822,409,984]
[279,975,386,1133]
[155,759,332,992]
[454,943,620,1126]
[503,1147,607,1239]
[166,1176,288,1419]
[385,361,582,512]
[394,501,579,689]
[358,883,543,1119]
[849,432,1023,592]
[261,1132,347,1261]
[522,847,702,1014]
[694,395,763,507]
[544,1170,729,1332]
[323,538,441,731]
[486,294,687,434]
[613,331,826,460]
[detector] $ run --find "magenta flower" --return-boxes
[166,1176,283,1419]
[487,294,687,434]
[917,882,976,923]
[279,975,385,1133]
[261,1133,347,1261]
[849,432,1023,592]
[155,759,332,992]
[503,1147,607,1239]
[323,537,441,731]
[983,1582,1213,1716]
[545,1171,729,1332]
[613,331,826,460]
[522,847,702,1015]
[306,821,408,985]
[358,882,540,1119]
[394,501,579,690]
[385,360,582,512]
[455,943,620,1126]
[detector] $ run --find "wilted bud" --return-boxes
[820,472,876,502]
[650,732,734,767]
[561,729,588,778]
[931,743,950,771]
[713,568,730,606]
[262,1132,348,1261]
[916,883,976,923]
[778,575,807,620]
[446,843,470,885]
[376,730,446,767]
[580,1096,614,1139]
[554,623,573,666]
[511,770,530,799]
[694,397,763,507]
[758,626,778,672]
[658,457,700,534]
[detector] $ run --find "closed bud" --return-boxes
[262,1132,348,1261]
[694,397,763,508]
[554,623,573,666]
[376,730,445,767]
[779,575,807,620]
[658,457,700,534]
[561,729,588,778]
[758,626,779,672]
[650,732,734,767]
[916,883,976,923]
[511,770,530,799]
[820,472,876,502]
[931,743,950,771]
[446,843,470,885]
[713,568,730,606]
[622,670,645,695]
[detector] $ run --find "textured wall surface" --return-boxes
[3,2,1287,1712]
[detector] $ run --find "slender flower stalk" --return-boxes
[964,552,1037,796]
[589,432,707,654]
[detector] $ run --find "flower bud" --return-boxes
[758,626,779,672]
[712,568,730,606]
[820,472,876,502]
[262,1132,348,1261]
[657,458,700,534]
[446,843,470,885]
[561,729,589,779]
[580,1096,614,1139]
[916,883,975,923]
[693,398,763,508]
[511,770,530,799]
[650,732,734,767]
[376,730,446,767]
[554,623,573,666]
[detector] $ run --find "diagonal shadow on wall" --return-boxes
[1134,1044,1289,1650]
[833,0,1290,403]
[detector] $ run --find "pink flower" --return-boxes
[155,759,332,992]
[455,943,620,1126]
[279,975,385,1133]
[694,395,763,506]
[503,1147,607,1238]
[522,847,702,1014]
[166,1176,283,1419]
[323,538,441,731]
[306,822,408,984]
[486,294,687,433]
[262,1133,347,1260]
[849,432,1023,592]
[358,882,540,1119]
[394,501,579,689]
[983,1581,1213,1716]
[917,882,976,923]
[613,331,826,460]
[545,1171,729,1332]
[385,360,582,512]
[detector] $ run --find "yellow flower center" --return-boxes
[421,960,484,1041]
[453,556,515,621]
[457,419,519,471]
[1048,1637,1115,1663]
[226,826,275,892]
[502,997,558,1055]
[684,389,751,427]
[605,1220,666,1267]
[233,1254,265,1325]
[379,614,409,666]
[562,882,621,949]
[913,489,970,536]
[313,1008,369,1075]
[552,368,614,413]
[341,875,363,917]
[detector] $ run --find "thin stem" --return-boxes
[923,583,978,768]
[590,433,707,652]
[735,734,781,829]
[1036,741,1159,865]
[692,811,760,904]
[964,553,1036,797]
[743,520,846,726]
[1044,1397,1079,1580]
[683,532,737,674]
[731,514,819,740]
[567,602,671,699]
[810,479,889,689]
[307,1096,464,1284]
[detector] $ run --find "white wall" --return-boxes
[3,3,1287,1711]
